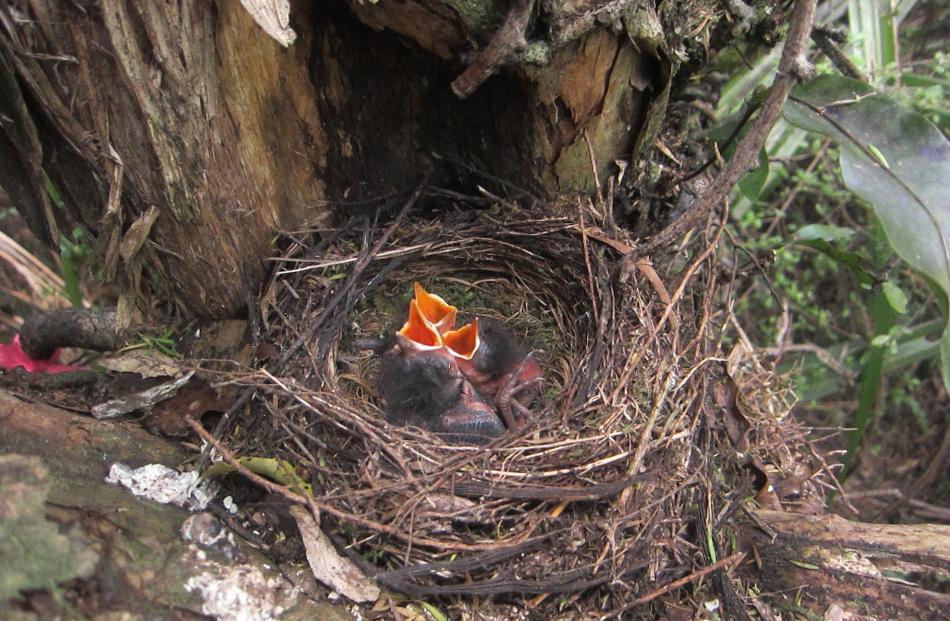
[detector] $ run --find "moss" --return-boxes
[0,456,99,601]
[444,0,506,34]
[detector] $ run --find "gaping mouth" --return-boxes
[442,318,479,360]
[397,299,442,350]
[413,282,457,332]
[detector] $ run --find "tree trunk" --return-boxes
[740,510,950,620]
[0,0,665,318]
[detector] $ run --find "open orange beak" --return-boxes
[442,318,480,361]
[413,282,457,332]
[397,299,443,351]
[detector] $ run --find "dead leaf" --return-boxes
[571,225,633,254]
[745,460,783,511]
[289,506,380,603]
[824,603,846,621]
[239,0,296,47]
[204,457,313,497]
[662,600,694,621]
[91,371,194,419]
[99,350,183,378]
[725,342,747,378]
[754,484,783,512]
[145,378,233,436]
[713,379,750,451]
[771,461,811,501]
[635,257,672,305]
[177,319,252,364]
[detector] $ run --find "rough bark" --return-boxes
[0,0,661,318]
[741,510,950,620]
[19,307,117,358]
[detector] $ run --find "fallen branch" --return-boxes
[20,307,118,359]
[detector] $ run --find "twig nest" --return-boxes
[237,199,814,609]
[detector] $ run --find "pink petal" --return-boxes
[0,334,86,373]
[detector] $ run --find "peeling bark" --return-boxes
[1,1,328,317]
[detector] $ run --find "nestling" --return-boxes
[443,317,541,431]
[376,299,506,442]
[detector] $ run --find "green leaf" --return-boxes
[204,457,313,496]
[793,225,869,285]
[789,320,944,402]
[882,281,908,314]
[796,224,856,244]
[738,148,770,200]
[785,75,950,393]
[845,290,898,476]
[787,319,944,402]
[870,334,892,347]
[848,0,887,75]
[418,602,449,621]
[58,226,90,308]
[867,143,889,169]
[794,238,875,287]
[705,523,717,563]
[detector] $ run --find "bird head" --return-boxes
[396,283,482,368]
[397,282,480,364]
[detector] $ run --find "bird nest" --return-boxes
[222,192,821,614]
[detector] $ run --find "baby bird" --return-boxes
[443,317,541,431]
[376,300,505,443]
[411,282,542,431]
